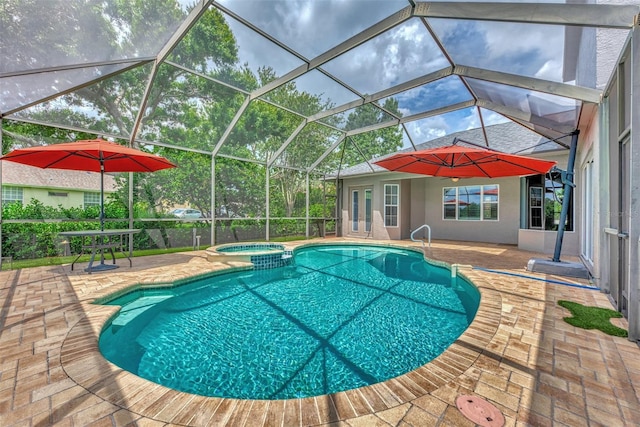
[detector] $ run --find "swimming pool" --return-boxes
[98,244,480,400]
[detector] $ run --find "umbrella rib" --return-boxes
[375,146,554,178]
[102,152,163,172]
[44,151,98,169]
[464,153,492,178]
[496,157,552,174]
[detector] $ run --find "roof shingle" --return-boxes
[1,161,118,192]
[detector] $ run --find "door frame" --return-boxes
[349,186,373,237]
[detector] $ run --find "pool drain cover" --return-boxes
[456,395,505,427]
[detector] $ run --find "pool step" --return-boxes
[111,295,173,330]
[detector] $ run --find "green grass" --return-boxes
[1,246,199,271]
[558,300,628,337]
[1,236,314,271]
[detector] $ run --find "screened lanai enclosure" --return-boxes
[1,1,638,264]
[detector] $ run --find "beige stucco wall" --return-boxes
[23,188,85,209]
[574,112,600,273]
[342,172,521,244]
[340,149,581,256]
[515,150,580,256]
[20,187,110,209]
[422,176,521,244]
[341,174,410,240]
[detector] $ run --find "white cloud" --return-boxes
[535,59,563,81]
[217,0,408,59]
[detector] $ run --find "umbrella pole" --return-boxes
[552,130,579,262]
[100,160,105,231]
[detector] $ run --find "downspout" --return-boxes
[0,119,3,270]
[552,130,579,262]
[305,172,310,239]
[211,156,216,245]
[266,167,270,241]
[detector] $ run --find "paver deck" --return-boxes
[1,238,639,426]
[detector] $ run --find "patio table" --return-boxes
[59,229,141,273]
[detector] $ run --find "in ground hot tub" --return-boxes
[205,242,292,269]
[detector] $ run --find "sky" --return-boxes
[4,0,611,152]
[215,0,573,147]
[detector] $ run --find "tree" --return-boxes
[2,3,401,227]
[342,98,404,166]
[1,121,97,154]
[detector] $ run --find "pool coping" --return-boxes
[59,242,502,425]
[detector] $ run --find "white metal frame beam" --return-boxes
[2,60,153,117]
[413,2,640,29]
[477,99,577,135]
[129,1,215,144]
[454,65,602,104]
[627,22,640,342]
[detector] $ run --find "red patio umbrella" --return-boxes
[0,139,176,230]
[373,144,556,178]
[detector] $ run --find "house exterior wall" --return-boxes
[567,1,640,341]
[400,179,411,240]
[423,176,520,245]
[575,108,600,277]
[594,23,639,341]
[516,150,579,255]
[20,186,96,209]
[1,163,116,210]
[342,174,421,240]
[340,150,579,255]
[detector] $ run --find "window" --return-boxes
[48,191,68,197]
[351,190,359,232]
[581,159,594,261]
[384,184,399,227]
[364,189,372,232]
[2,187,23,205]
[529,187,543,229]
[442,185,499,221]
[524,173,573,231]
[84,192,101,207]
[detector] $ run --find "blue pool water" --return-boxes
[99,245,480,399]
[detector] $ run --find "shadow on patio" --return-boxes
[1,240,639,426]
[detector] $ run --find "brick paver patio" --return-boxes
[1,238,639,426]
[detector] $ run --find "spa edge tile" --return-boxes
[382,378,419,403]
[152,391,196,424]
[330,392,358,420]
[314,395,340,425]
[242,399,270,427]
[263,399,286,427]
[357,384,392,412]
[365,383,403,409]
[405,368,441,392]
[393,374,433,397]
[221,399,254,427]
[435,352,472,373]
[100,373,152,406]
[115,381,163,410]
[282,397,302,427]
[133,390,185,420]
[342,388,372,417]
[299,397,321,426]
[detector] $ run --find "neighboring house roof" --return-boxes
[339,122,568,178]
[1,162,118,192]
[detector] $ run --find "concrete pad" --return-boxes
[527,258,590,279]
